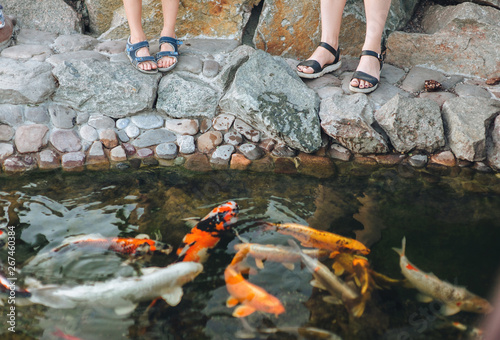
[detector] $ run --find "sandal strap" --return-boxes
[159,36,182,52]
[360,50,384,69]
[156,50,178,60]
[126,39,150,53]
[351,70,379,87]
[319,42,340,64]
[297,59,322,73]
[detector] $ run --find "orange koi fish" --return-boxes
[0,228,6,247]
[264,222,370,255]
[331,252,371,295]
[51,234,172,256]
[177,201,239,263]
[394,237,493,315]
[224,265,285,318]
[233,243,329,271]
[52,328,83,340]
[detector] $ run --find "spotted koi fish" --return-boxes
[177,201,239,263]
[264,222,370,255]
[224,265,285,318]
[51,234,172,256]
[393,237,493,315]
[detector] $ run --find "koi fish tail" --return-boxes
[350,299,366,318]
[392,237,406,257]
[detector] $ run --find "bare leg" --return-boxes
[350,0,391,89]
[123,0,157,71]
[157,0,180,69]
[297,0,347,74]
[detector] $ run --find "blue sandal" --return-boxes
[126,37,158,74]
[156,36,182,72]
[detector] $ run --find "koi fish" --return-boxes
[264,222,370,255]
[51,234,172,256]
[331,252,371,295]
[27,262,203,315]
[177,201,239,263]
[288,240,365,317]
[52,328,83,340]
[393,237,493,315]
[224,264,285,318]
[233,243,329,271]
[0,228,7,247]
[0,267,32,306]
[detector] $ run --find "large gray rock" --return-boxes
[487,115,500,171]
[157,73,219,118]
[52,59,160,118]
[374,95,445,153]
[219,50,322,153]
[2,0,83,35]
[442,97,500,161]
[0,58,56,105]
[320,93,388,154]
[386,3,500,78]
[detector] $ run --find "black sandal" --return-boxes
[349,50,384,94]
[296,42,342,79]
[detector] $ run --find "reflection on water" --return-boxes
[0,165,499,339]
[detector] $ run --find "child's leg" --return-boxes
[350,0,391,89]
[158,0,180,69]
[123,0,157,71]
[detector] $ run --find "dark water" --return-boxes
[0,163,499,340]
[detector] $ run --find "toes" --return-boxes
[350,78,359,87]
[297,66,312,74]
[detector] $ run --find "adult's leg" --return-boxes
[297,0,347,74]
[123,0,157,71]
[350,0,391,89]
[157,0,180,69]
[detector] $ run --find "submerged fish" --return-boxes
[224,265,285,318]
[393,237,493,315]
[27,262,203,315]
[233,243,330,271]
[0,267,32,305]
[51,234,172,256]
[264,222,370,255]
[288,240,365,317]
[177,201,239,263]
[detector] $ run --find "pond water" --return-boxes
[0,163,500,340]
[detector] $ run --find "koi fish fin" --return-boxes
[332,262,345,276]
[233,305,256,318]
[114,303,138,315]
[226,296,239,308]
[134,233,150,239]
[392,237,406,257]
[255,259,265,269]
[323,295,343,305]
[282,263,295,271]
[29,287,78,309]
[416,293,433,303]
[440,303,461,316]
[310,279,327,291]
[162,286,184,306]
[183,218,201,229]
[351,301,366,318]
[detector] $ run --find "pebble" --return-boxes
[239,143,264,160]
[0,143,14,160]
[224,131,243,146]
[88,141,106,158]
[117,130,130,143]
[272,144,297,157]
[110,145,127,161]
[177,135,196,154]
[80,124,98,142]
[213,114,235,131]
[177,55,203,74]
[230,153,252,170]
[99,129,119,149]
[408,154,428,168]
[125,124,140,138]
[0,125,14,141]
[234,119,260,143]
[430,151,456,167]
[62,151,85,170]
[211,145,235,165]
[88,115,116,130]
[122,143,136,156]
[156,143,178,159]
[203,60,220,78]
[131,129,177,148]
[197,131,223,153]
[165,119,199,135]
[116,118,130,130]
[25,105,50,124]
[50,130,82,153]
[15,124,49,153]
[327,143,352,161]
[131,114,164,129]
[38,149,59,169]
[48,104,77,129]
[136,148,154,158]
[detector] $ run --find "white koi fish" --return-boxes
[27,262,203,315]
[393,237,492,315]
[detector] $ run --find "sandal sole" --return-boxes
[127,54,158,74]
[349,82,378,94]
[297,60,342,79]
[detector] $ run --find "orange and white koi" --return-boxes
[393,237,493,315]
[51,234,172,256]
[224,264,285,318]
[264,222,370,255]
[177,201,239,263]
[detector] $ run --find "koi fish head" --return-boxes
[257,294,286,316]
[197,201,240,233]
[458,296,494,314]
